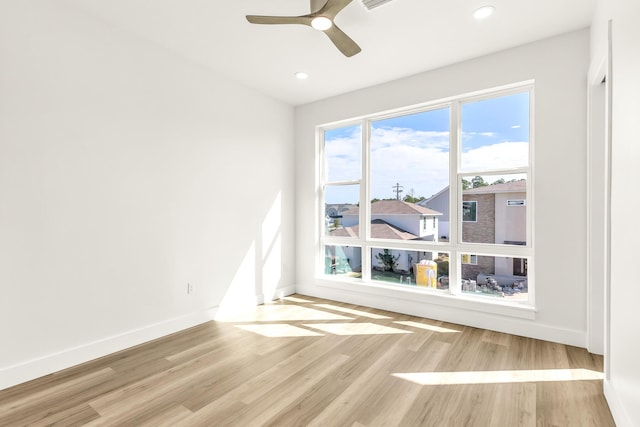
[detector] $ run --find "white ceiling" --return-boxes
[66,0,595,106]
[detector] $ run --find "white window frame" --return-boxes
[317,81,535,315]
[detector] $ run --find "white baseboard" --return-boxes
[604,379,633,427]
[0,307,217,392]
[255,285,297,305]
[274,285,297,299]
[0,285,299,392]
[296,283,586,348]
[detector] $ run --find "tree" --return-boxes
[471,176,488,188]
[462,179,471,190]
[371,197,395,203]
[491,178,505,185]
[435,254,449,277]
[403,194,426,203]
[375,249,400,272]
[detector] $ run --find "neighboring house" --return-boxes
[340,200,441,241]
[418,187,450,240]
[420,181,527,283]
[328,200,442,273]
[325,203,357,219]
[462,180,526,245]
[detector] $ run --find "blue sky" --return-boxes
[324,92,530,204]
[461,92,530,150]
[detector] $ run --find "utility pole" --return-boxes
[392,182,404,200]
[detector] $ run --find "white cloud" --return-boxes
[463,131,497,139]
[461,141,528,172]
[324,128,528,203]
[369,127,451,199]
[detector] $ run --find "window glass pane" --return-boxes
[460,254,529,303]
[319,85,533,308]
[324,245,362,278]
[461,92,529,172]
[370,108,450,241]
[371,248,449,290]
[461,174,527,246]
[324,124,361,182]
[462,201,477,222]
[325,184,359,237]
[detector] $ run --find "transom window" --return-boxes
[319,83,533,306]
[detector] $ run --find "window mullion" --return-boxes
[361,118,372,282]
[318,127,327,276]
[449,101,461,295]
[318,83,533,308]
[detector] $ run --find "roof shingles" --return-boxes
[342,200,441,216]
[329,219,418,240]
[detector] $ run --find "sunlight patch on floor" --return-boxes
[393,321,461,334]
[313,304,392,319]
[235,324,324,337]
[392,368,605,386]
[304,322,412,336]
[282,296,313,303]
[217,304,352,323]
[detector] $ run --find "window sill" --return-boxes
[314,275,537,320]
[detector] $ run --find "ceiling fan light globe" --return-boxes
[311,16,333,31]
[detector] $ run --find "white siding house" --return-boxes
[340,200,441,241]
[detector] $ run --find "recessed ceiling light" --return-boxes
[311,16,332,31]
[294,71,309,80]
[473,5,495,20]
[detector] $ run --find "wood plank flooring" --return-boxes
[0,295,614,426]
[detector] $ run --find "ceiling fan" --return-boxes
[246,0,361,57]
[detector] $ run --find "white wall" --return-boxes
[296,30,590,346]
[591,1,640,425]
[495,192,527,244]
[420,188,450,240]
[0,1,295,390]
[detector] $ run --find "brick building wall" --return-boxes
[462,193,495,243]
[461,256,495,280]
[461,193,496,280]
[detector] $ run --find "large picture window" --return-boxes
[319,83,533,307]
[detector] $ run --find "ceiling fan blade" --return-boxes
[317,0,353,20]
[246,15,312,26]
[323,24,361,57]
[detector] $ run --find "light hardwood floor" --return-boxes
[0,295,614,426]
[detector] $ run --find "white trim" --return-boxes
[604,380,634,427]
[604,19,613,378]
[316,80,536,130]
[294,283,591,348]
[274,285,298,299]
[317,82,535,315]
[256,285,297,305]
[0,284,299,392]
[0,308,218,391]
[309,277,535,319]
[585,56,608,356]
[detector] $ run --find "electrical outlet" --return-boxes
[187,283,193,294]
